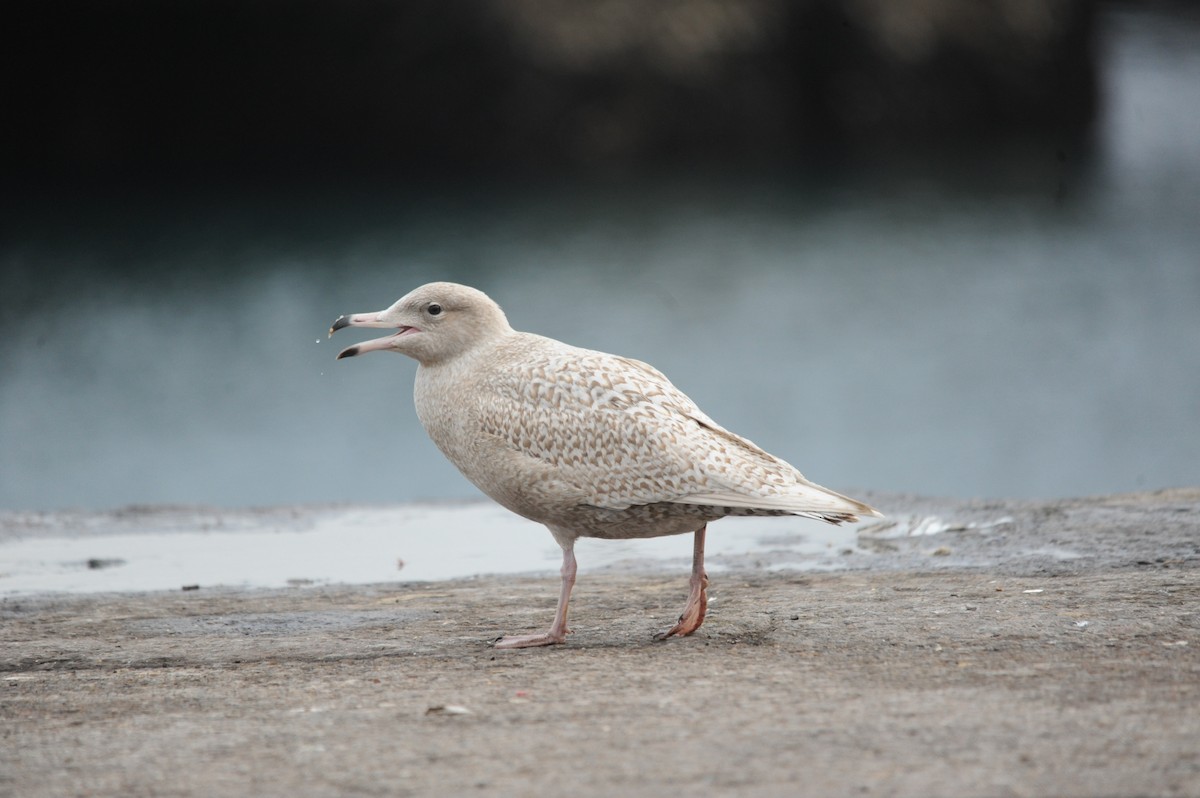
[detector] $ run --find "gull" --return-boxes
[330,282,879,648]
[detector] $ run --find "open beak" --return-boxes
[328,312,420,359]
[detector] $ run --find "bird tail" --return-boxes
[672,482,882,524]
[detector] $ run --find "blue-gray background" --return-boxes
[2,3,1198,510]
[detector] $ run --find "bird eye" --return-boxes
[427,303,443,316]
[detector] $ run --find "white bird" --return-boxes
[330,282,880,648]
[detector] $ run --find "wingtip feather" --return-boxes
[672,485,882,521]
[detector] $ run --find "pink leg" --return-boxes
[657,525,709,640]
[493,545,577,649]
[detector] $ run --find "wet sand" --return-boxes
[3,489,1198,797]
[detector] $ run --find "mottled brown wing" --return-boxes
[476,349,702,509]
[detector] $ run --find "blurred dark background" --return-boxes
[2,0,1098,188]
[1,0,1198,510]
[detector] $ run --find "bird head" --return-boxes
[329,282,512,366]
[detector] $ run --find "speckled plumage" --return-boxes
[331,282,879,647]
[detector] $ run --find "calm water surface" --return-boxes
[1,9,1198,512]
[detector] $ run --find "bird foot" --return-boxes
[655,585,708,640]
[492,630,568,649]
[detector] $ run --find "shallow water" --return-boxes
[1,8,1198,512]
[0,504,866,595]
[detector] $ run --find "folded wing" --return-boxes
[482,346,880,523]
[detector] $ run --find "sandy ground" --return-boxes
[3,489,1198,797]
